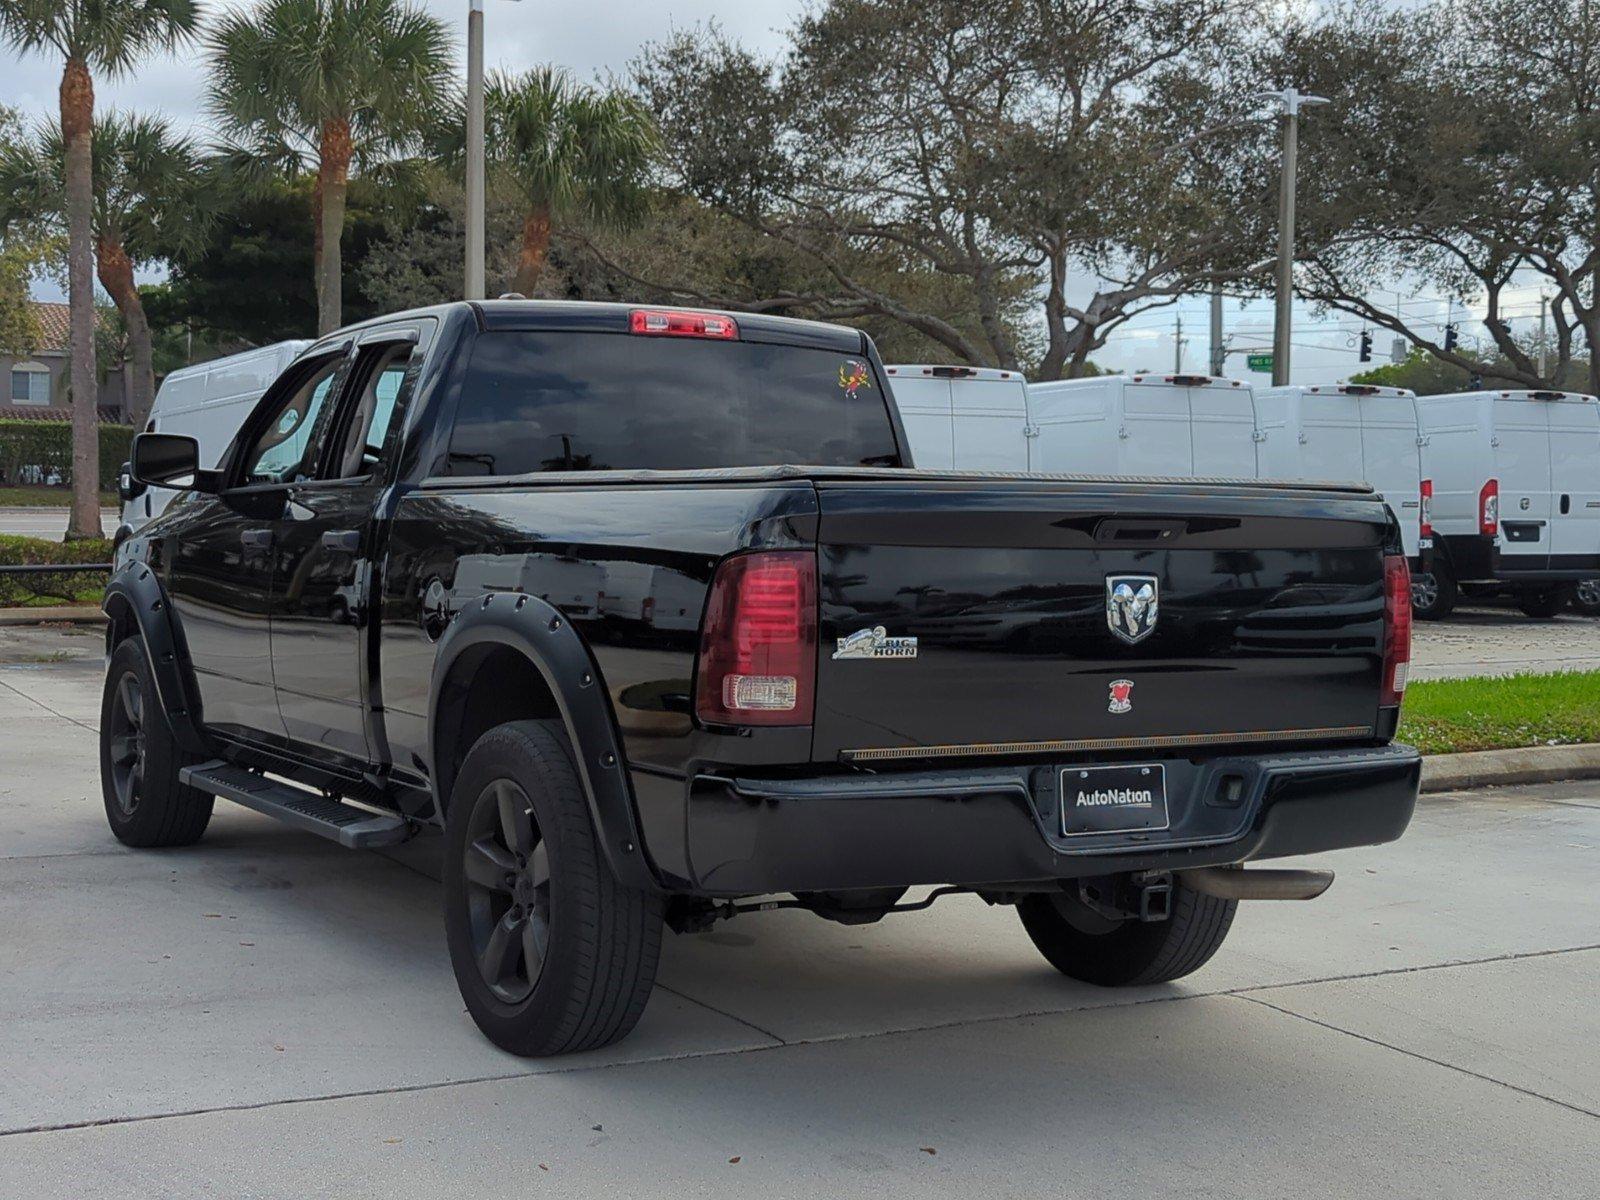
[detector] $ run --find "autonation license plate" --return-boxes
[1060,764,1169,837]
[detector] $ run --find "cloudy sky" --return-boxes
[0,0,1547,384]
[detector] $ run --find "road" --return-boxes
[0,656,1595,1197]
[0,507,118,540]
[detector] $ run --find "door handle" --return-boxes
[321,530,361,553]
[241,529,274,549]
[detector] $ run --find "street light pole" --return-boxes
[1258,87,1327,387]
[1209,281,1225,376]
[464,0,486,301]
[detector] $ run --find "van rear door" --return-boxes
[1188,381,1258,476]
[1358,391,1424,561]
[1546,394,1600,572]
[1123,378,1199,474]
[1493,396,1553,570]
[883,371,955,468]
[949,375,1029,470]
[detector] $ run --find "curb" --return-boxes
[1420,743,1600,793]
[0,605,106,627]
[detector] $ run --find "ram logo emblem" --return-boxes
[1106,575,1159,645]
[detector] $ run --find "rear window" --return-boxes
[446,331,903,475]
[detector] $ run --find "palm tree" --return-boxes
[0,0,199,540]
[478,68,658,296]
[207,0,454,336]
[0,112,205,429]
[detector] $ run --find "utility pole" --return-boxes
[1538,294,1549,381]
[1258,88,1328,387]
[1209,282,1225,376]
[1174,312,1185,373]
[464,0,486,300]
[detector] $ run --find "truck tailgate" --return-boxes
[811,477,1390,762]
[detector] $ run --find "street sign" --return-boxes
[1246,352,1274,373]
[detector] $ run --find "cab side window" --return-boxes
[239,360,344,485]
[330,343,412,479]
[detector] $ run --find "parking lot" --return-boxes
[0,625,1595,1197]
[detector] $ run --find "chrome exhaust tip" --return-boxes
[1178,866,1334,901]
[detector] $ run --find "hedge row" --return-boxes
[0,534,113,606]
[0,420,135,490]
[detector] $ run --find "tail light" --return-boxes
[1480,478,1499,536]
[1381,554,1412,707]
[629,308,738,340]
[695,551,817,726]
[1419,478,1433,538]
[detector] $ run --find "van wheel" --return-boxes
[1411,564,1456,620]
[1518,588,1571,619]
[442,720,664,1056]
[1017,879,1237,986]
[1572,580,1600,616]
[99,636,214,847]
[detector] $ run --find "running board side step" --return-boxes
[179,760,413,849]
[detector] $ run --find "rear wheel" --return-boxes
[1018,879,1236,986]
[1518,587,1570,619]
[442,720,663,1056]
[99,636,213,847]
[1410,563,1457,620]
[1571,579,1600,616]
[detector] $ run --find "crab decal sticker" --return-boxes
[838,360,873,399]
[833,625,918,660]
[1106,574,1160,645]
[1108,678,1135,714]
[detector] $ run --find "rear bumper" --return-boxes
[675,744,1421,896]
[1442,534,1599,583]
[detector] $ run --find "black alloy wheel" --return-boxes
[461,778,553,1004]
[106,669,149,818]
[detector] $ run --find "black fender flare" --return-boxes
[101,563,212,756]
[427,592,657,892]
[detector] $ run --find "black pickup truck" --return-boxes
[105,300,1421,1056]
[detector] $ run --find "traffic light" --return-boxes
[1358,330,1372,362]
[1444,323,1458,351]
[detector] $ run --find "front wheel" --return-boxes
[442,720,664,1056]
[99,636,213,847]
[1518,587,1571,619]
[1018,879,1236,986]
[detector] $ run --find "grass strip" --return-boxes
[1399,670,1600,754]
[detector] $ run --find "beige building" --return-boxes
[1,301,128,423]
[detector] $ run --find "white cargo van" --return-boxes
[883,365,1030,470]
[115,340,311,544]
[1256,383,1433,604]
[1024,374,1260,478]
[1417,389,1600,617]
[888,368,1260,477]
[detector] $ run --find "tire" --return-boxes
[99,636,214,848]
[1017,879,1237,986]
[1571,579,1600,616]
[1518,587,1570,619]
[442,720,664,1056]
[1410,563,1457,620]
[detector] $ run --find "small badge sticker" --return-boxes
[833,625,918,660]
[838,360,873,398]
[1108,678,1134,714]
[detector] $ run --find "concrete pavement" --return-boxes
[0,507,118,540]
[1,660,1597,1197]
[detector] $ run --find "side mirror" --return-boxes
[131,432,220,493]
[116,460,146,503]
